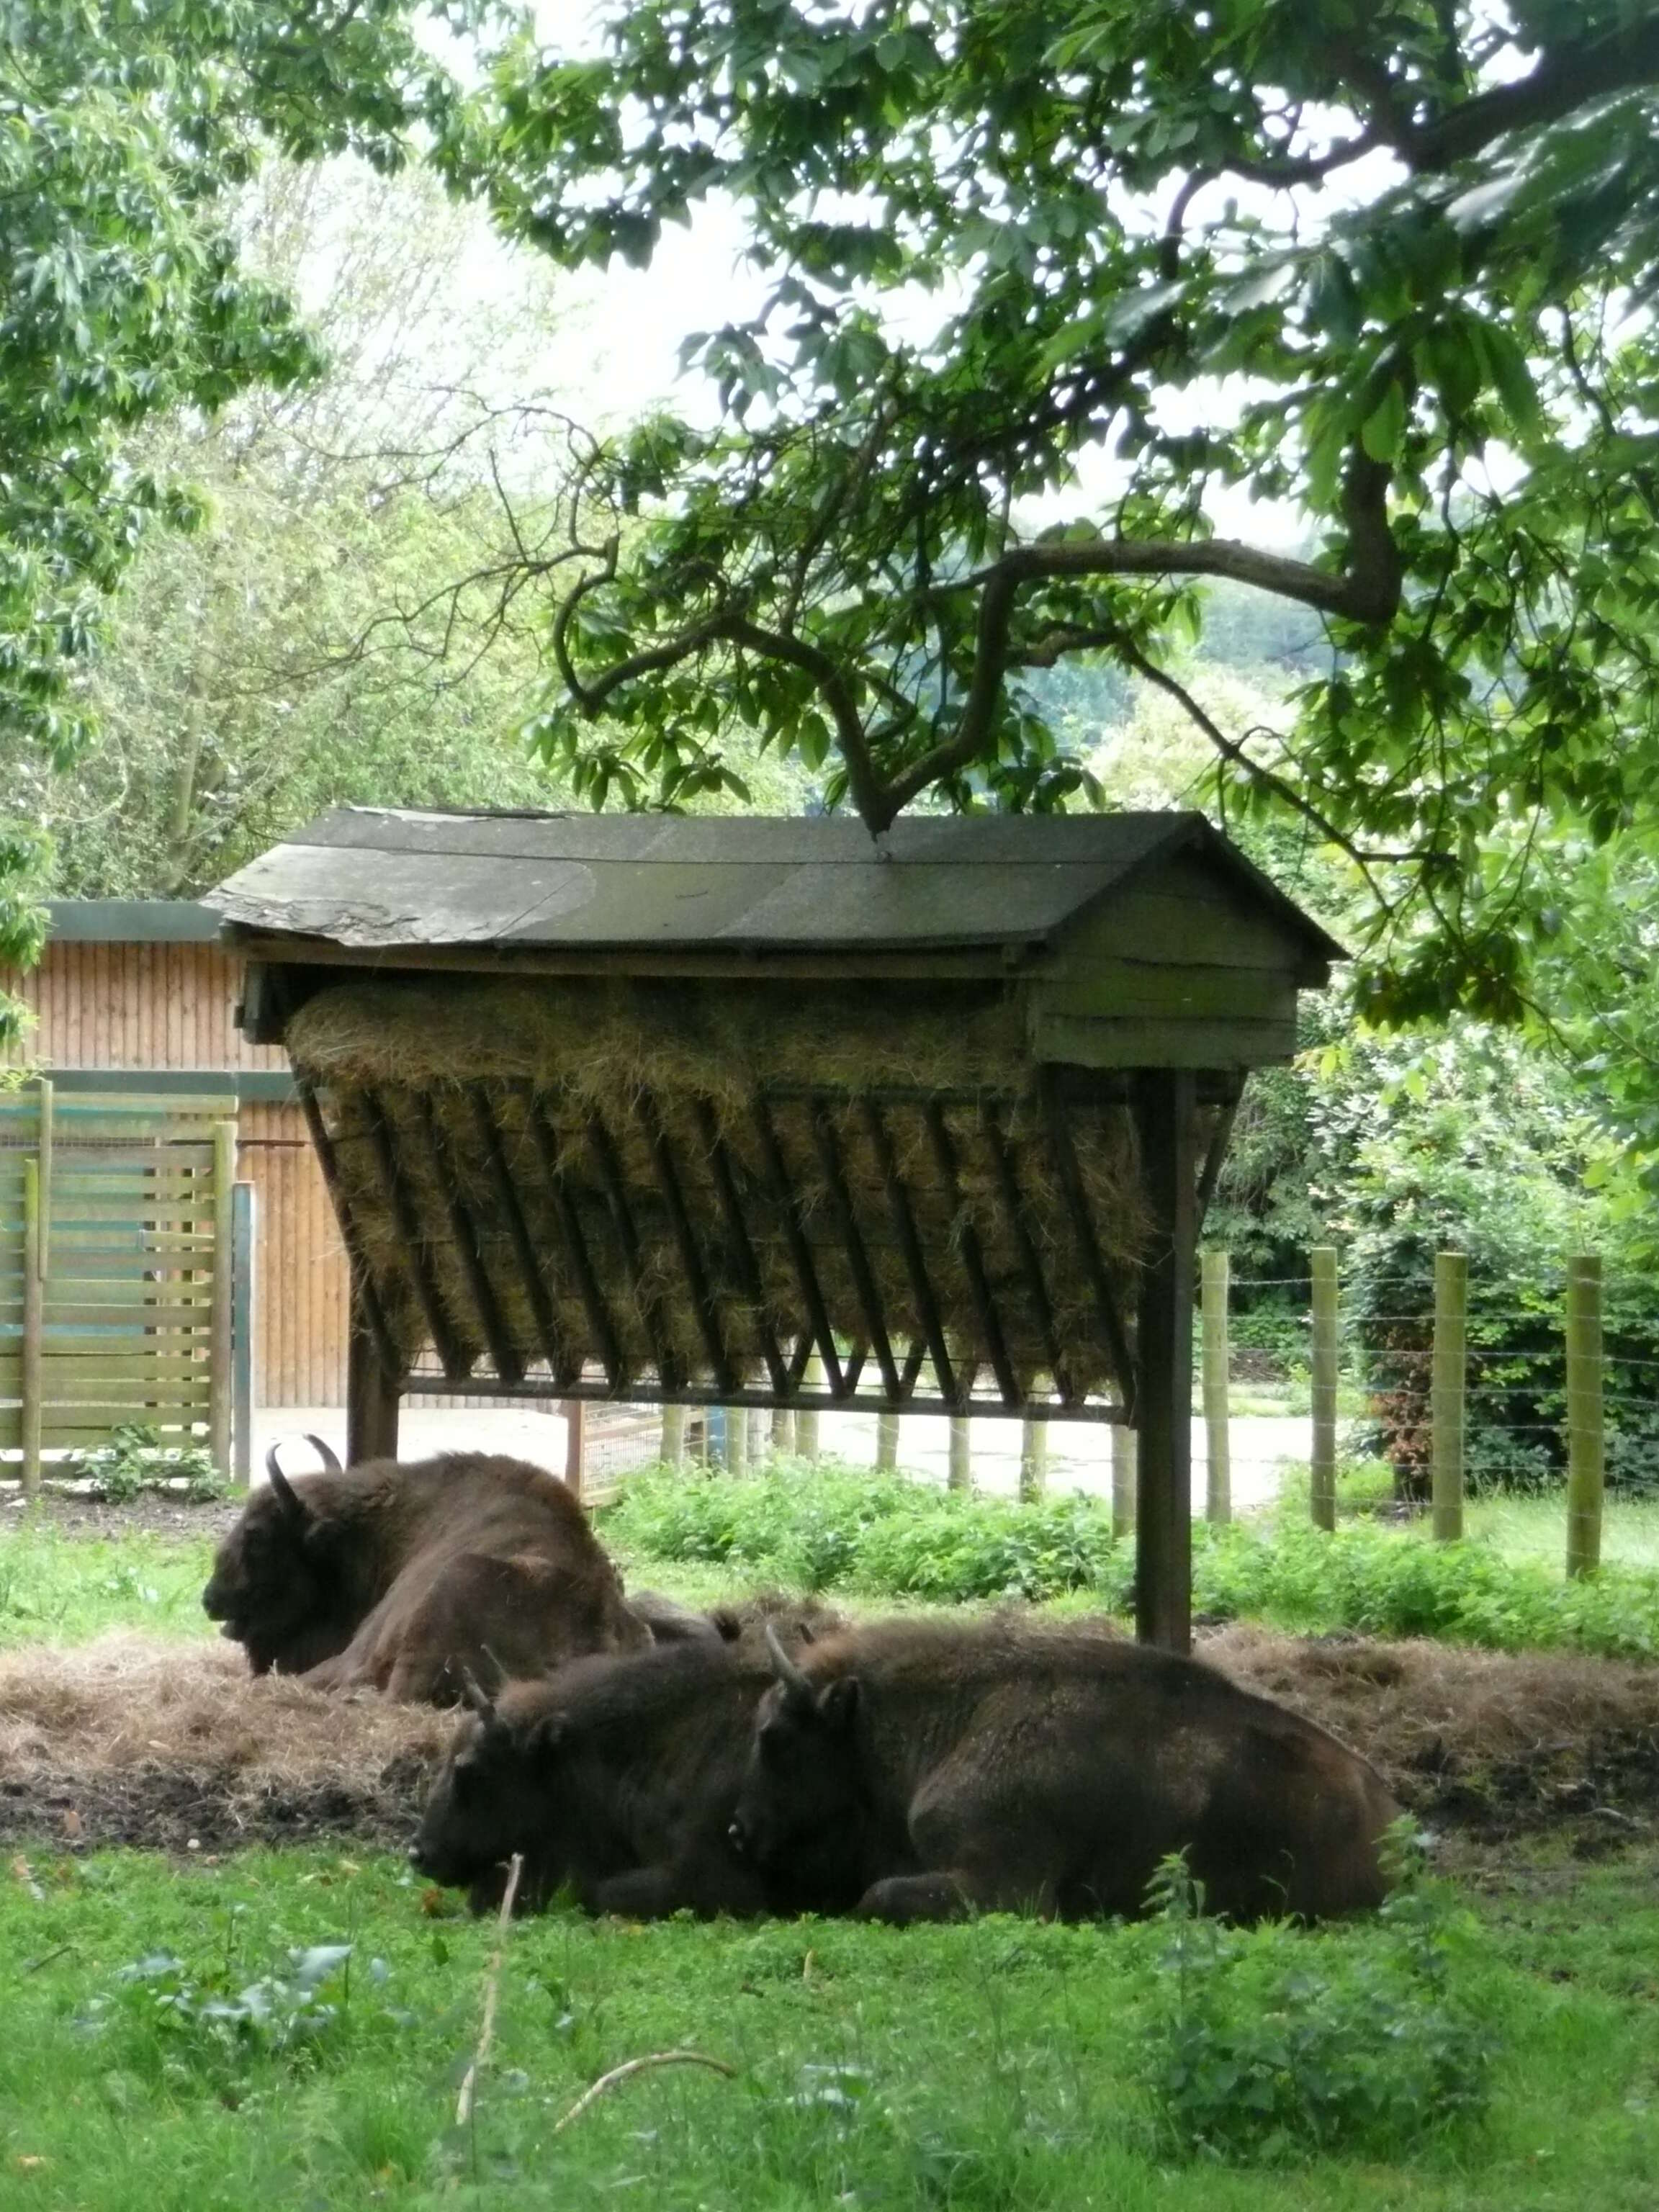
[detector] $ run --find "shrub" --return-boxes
[1142,1845,1496,2163]
[73,1424,227,1503]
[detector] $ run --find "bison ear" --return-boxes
[530,1714,567,1756]
[817,1676,860,1733]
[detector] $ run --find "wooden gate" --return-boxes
[0,1080,235,1484]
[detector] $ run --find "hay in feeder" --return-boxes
[289,977,1167,1400]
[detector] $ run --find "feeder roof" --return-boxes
[207,806,1344,963]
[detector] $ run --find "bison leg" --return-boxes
[853,1871,974,1924]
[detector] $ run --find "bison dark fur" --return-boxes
[410,1617,840,1919]
[201,1451,648,1700]
[730,1617,1403,1925]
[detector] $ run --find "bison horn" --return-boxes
[264,1446,309,1521]
[459,1666,498,1725]
[764,1623,814,1703]
[303,1433,343,1475]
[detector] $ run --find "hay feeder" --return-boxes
[209,809,1341,1649]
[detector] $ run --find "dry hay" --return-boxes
[1208,1624,1659,1835]
[289,976,1174,1398]
[0,1636,449,1853]
[0,1624,1655,1858]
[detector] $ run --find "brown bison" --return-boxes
[410,1606,840,1917]
[201,1444,649,1701]
[729,1617,1401,1925]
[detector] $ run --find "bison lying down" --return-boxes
[202,1444,649,1701]
[729,1617,1401,1924]
[410,1605,838,1917]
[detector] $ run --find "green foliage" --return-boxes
[444,0,1659,1040]
[1143,1845,1495,2164]
[0,1527,216,1646]
[606,1463,1659,1655]
[73,1424,227,1503]
[603,1461,1130,1604]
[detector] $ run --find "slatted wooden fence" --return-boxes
[0,1081,235,1485]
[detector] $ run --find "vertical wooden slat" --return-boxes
[35,1076,51,1275]
[210,1119,235,1472]
[563,1398,586,1499]
[22,1155,42,1498]
[1019,1414,1047,1501]
[1111,1419,1136,1539]
[948,1416,971,1492]
[232,1179,256,1488]
[1133,1069,1197,1655]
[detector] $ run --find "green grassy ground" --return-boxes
[0,1842,1654,2211]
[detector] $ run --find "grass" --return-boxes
[0,1526,216,1647]
[0,1841,1654,2209]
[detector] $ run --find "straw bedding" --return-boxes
[288,977,1174,1398]
[0,1626,1653,1855]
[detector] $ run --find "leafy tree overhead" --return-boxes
[444,0,1659,1025]
[0,0,479,1012]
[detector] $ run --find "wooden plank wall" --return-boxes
[1,941,348,1406]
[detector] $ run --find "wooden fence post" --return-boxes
[1565,1254,1604,1578]
[1431,1249,1467,1542]
[21,1156,42,1501]
[1200,1248,1231,1524]
[231,1180,256,1489]
[770,1407,796,1456]
[948,1416,971,1492]
[660,1403,687,1464]
[1019,1414,1047,1502]
[1310,1246,1339,1531]
[747,1406,768,1463]
[722,1403,747,1475]
[209,1120,236,1477]
[876,1412,899,1471]
[1111,1419,1136,1539]
[563,1398,587,1501]
[796,1357,822,1461]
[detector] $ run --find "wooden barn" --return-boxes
[210,806,1342,1646]
[0,899,346,1408]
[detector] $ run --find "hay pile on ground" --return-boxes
[290,976,1172,1400]
[1210,1624,1659,1834]
[0,1637,449,1852]
[0,1625,1654,1856]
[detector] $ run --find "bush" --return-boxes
[1142,1845,1495,2164]
[73,1424,227,1503]
[606,1465,1659,1658]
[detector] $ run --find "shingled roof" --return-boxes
[206,805,1345,961]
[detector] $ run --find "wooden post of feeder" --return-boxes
[20,1155,42,1501]
[1565,1254,1604,1579]
[660,1403,687,1464]
[1111,1419,1136,1539]
[1200,1248,1230,1524]
[723,1403,747,1475]
[1431,1249,1467,1542]
[771,1406,796,1456]
[1310,1245,1339,1532]
[948,1416,971,1492]
[876,1412,899,1471]
[1133,1070,1197,1654]
[346,1256,400,1467]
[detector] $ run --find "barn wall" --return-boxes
[0,940,347,1407]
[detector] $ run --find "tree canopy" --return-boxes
[444,0,1659,1025]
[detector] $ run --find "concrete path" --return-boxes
[255,1403,1330,1516]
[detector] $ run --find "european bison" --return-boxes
[410,1608,840,1917]
[729,1617,1401,1925]
[201,1445,649,1701]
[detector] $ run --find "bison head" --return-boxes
[201,1444,349,1675]
[727,1629,869,1912]
[409,1676,573,1915]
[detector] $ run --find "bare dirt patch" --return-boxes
[0,1487,242,1542]
[0,1624,1653,1859]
